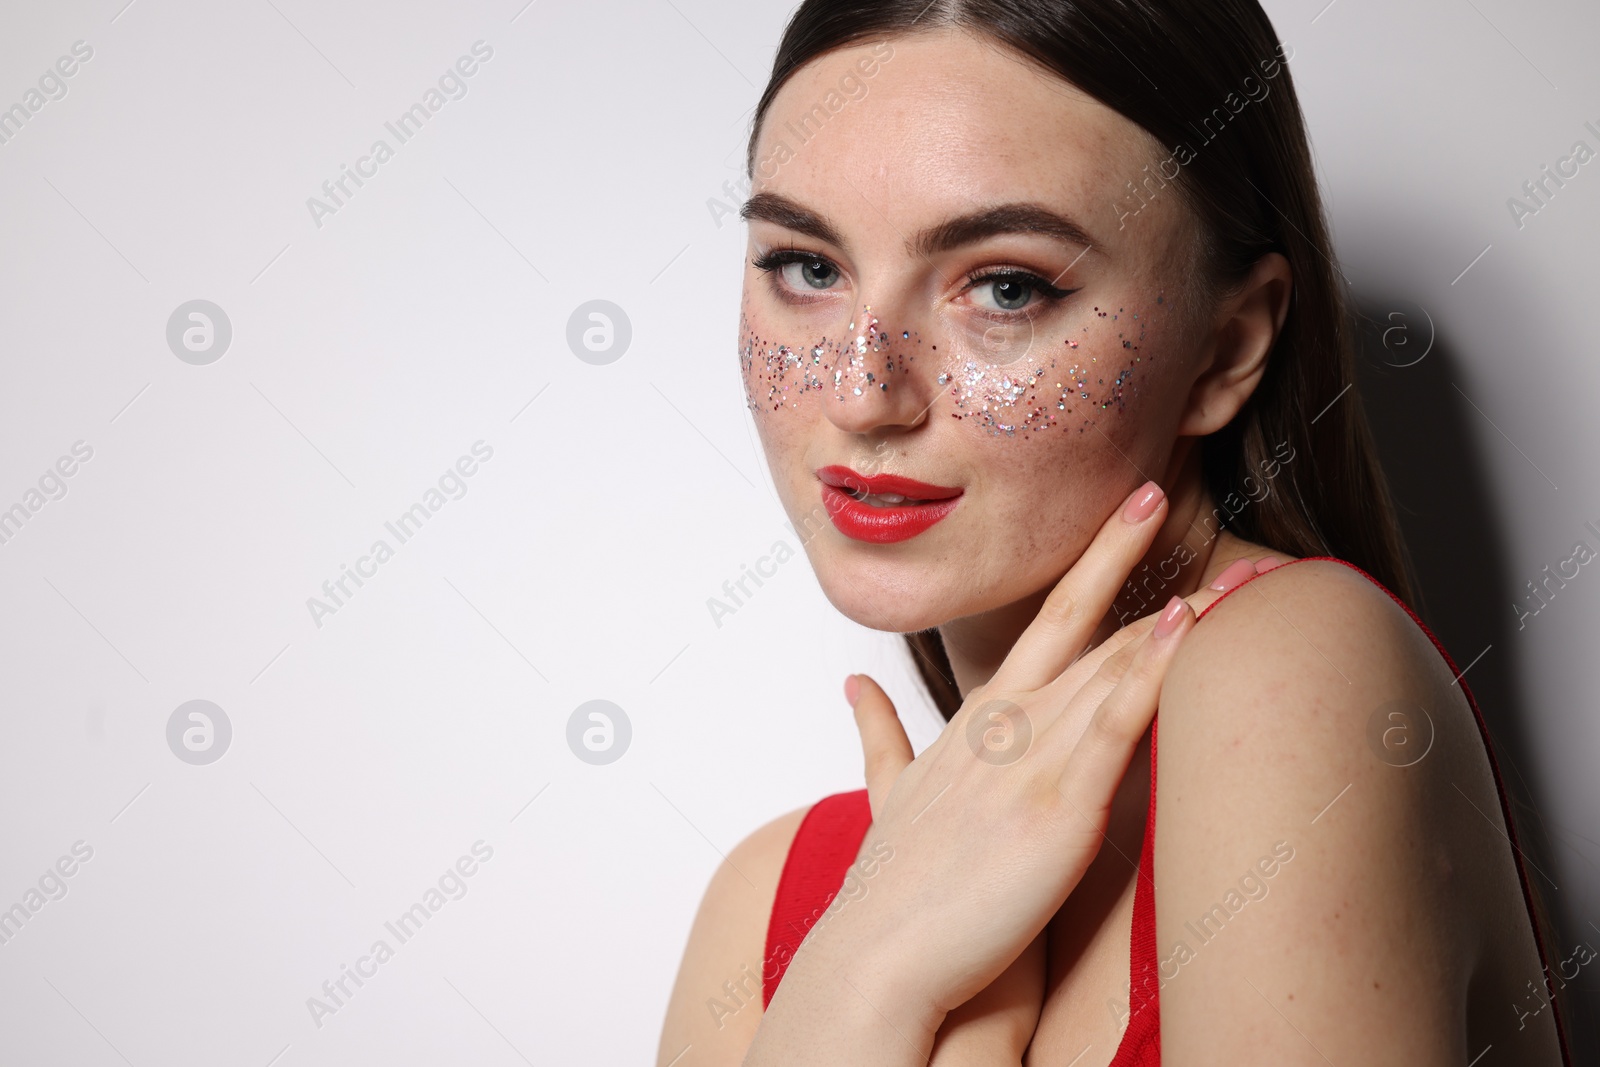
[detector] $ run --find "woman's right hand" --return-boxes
[774,481,1256,1041]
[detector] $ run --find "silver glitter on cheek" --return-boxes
[940,300,1163,438]
[739,302,920,410]
[739,295,1166,426]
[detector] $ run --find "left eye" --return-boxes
[967,271,1075,313]
[972,275,1039,312]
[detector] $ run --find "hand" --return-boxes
[820,482,1257,1020]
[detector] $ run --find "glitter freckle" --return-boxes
[742,297,1159,430]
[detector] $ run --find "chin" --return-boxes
[808,552,960,634]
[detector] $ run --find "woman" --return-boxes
[659,0,1573,1062]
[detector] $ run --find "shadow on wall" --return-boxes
[1352,295,1596,1062]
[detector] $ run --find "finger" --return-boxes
[1039,556,1258,702]
[1050,597,1195,817]
[1206,556,1257,594]
[989,480,1168,694]
[848,673,914,820]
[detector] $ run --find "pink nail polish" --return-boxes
[1153,595,1186,638]
[1122,481,1165,523]
[844,674,860,707]
[1256,556,1284,573]
[1207,558,1256,593]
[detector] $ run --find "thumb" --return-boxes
[846,673,914,820]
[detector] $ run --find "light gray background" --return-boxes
[0,0,1595,1063]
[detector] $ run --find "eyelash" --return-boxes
[749,248,1078,319]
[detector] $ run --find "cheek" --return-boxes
[942,295,1173,441]
[737,297,927,413]
[739,303,834,413]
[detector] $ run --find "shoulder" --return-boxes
[1159,556,1457,847]
[1159,555,1464,838]
[1174,556,1451,703]
[1152,557,1485,1057]
[656,802,811,1066]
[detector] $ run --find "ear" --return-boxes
[1175,252,1293,437]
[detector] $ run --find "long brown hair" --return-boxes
[745,0,1415,721]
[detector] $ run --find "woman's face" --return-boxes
[740,27,1213,633]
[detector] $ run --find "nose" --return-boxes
[821,302,942,436]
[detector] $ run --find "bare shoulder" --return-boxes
[1176,555,1449,695]
[1149,558,1562,1061]
[656,802,810,1067]
[1162,556,1459,784]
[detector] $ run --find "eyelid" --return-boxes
[751,246,845,273]
[750,247,851,299]
[962,265,1075,299]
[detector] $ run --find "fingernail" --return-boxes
[1153,595,1187,638]
[1256,555,1284,573]
[1122,481,1165,523]
[1208,557,1257,592]
[844,674,860,707]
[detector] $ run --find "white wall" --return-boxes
[0,0,1593,1062]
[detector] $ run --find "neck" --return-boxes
[938,446,1250,699]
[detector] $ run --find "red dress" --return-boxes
[759,556,1574,1064]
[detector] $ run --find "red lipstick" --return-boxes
[816,465,963,544]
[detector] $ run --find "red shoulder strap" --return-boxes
[1110,715,1162,1063]
[762,788,873,1007]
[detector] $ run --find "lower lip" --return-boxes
[820,484,962,543]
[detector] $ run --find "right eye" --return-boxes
[752,249,843,292]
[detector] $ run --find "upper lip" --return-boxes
[816,464,963,501]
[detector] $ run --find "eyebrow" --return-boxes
[740,191,1100,260]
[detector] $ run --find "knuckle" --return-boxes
[1097,640,1139,685]
[1035,584,1082,633]
[1090,691,1143,746]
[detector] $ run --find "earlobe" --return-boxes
[1175,252,1293,437]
